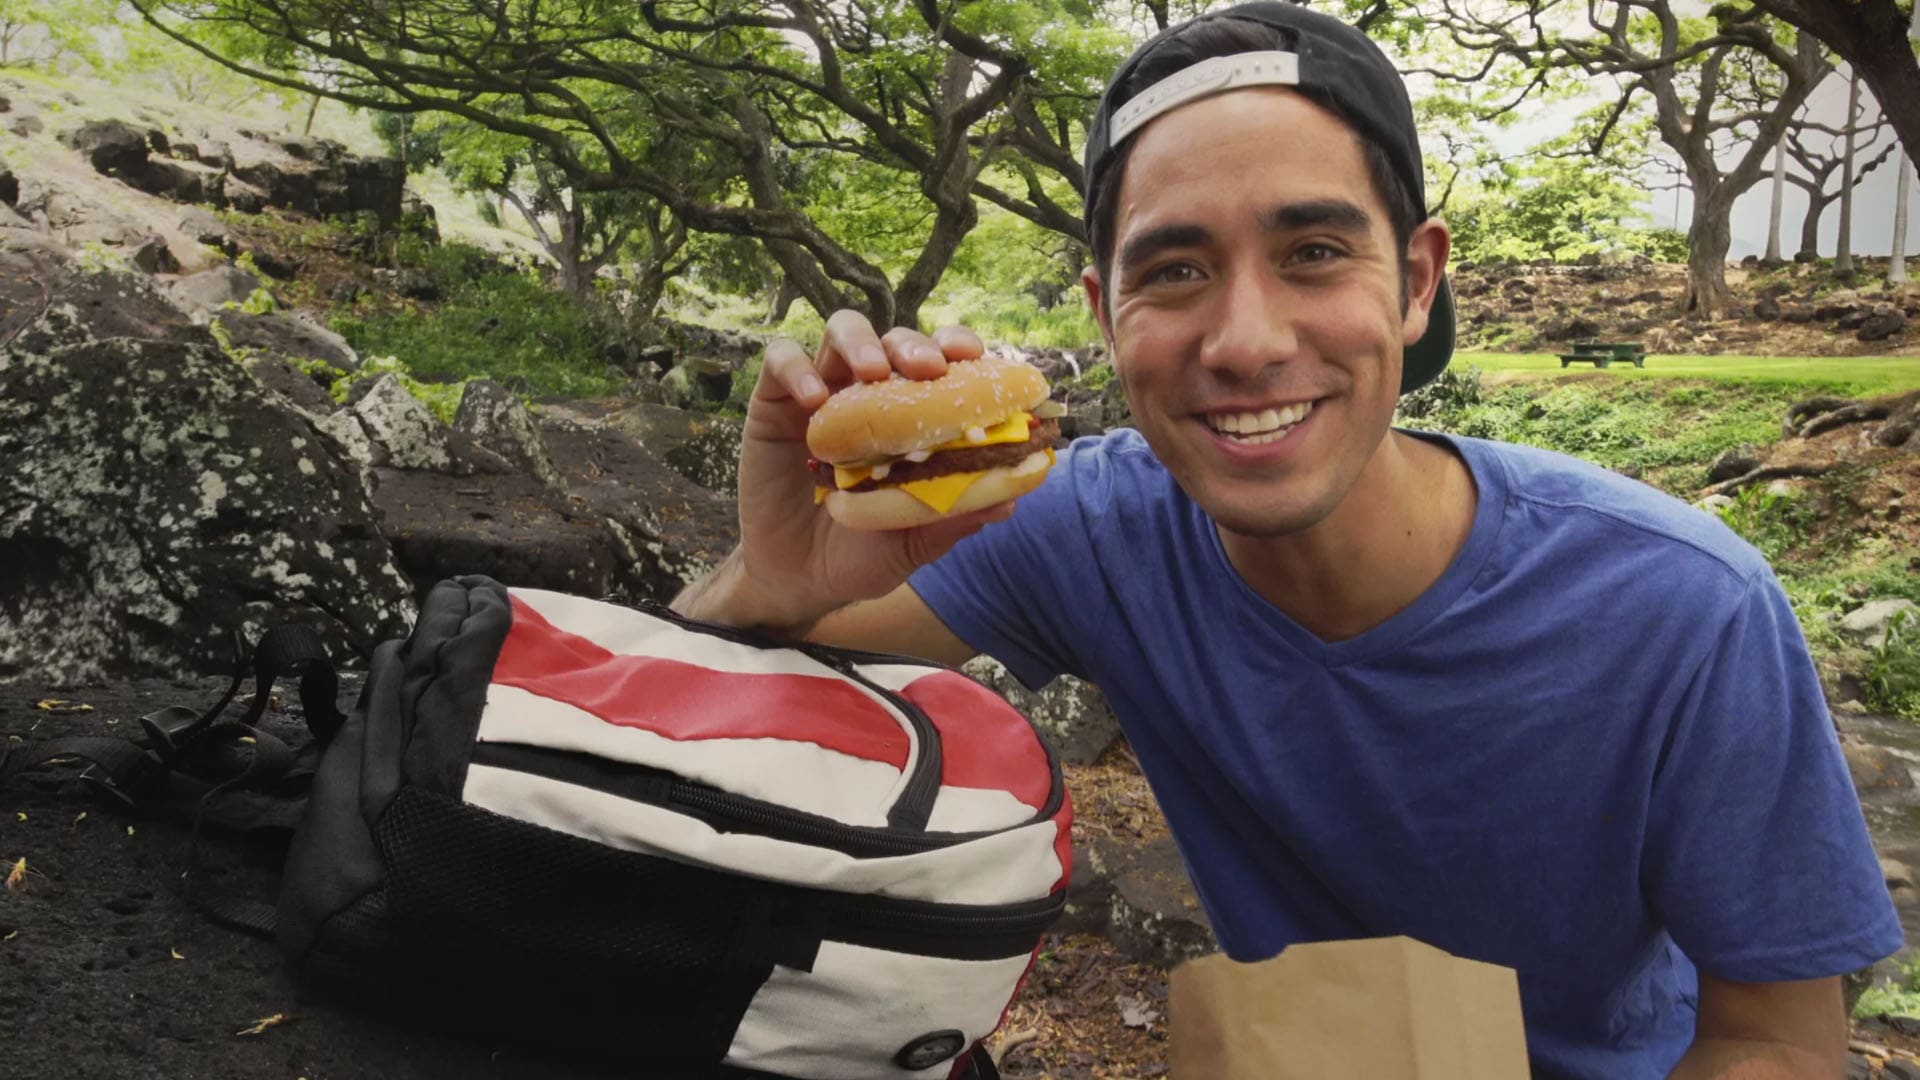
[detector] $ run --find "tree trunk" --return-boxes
[1684,189,1736,316]
[1750,0,1920,188]
[1894,154,1913,286]
[1765,141,1786,263]
[1837,70,1861,274]
[765,277,803,324]
[1798,190,1829,259]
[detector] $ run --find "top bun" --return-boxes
[806,353,1051,462]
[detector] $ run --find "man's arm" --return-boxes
[1667,974,1846,1079]
[672,556,976,666]
[808,584,977,667]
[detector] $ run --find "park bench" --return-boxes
[1558,340,1648,368]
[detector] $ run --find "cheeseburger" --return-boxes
[806,353,1064,531]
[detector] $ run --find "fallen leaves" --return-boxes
[235,1013,289,1037]
[5,858,25,891]
[33,699,92,713]
[1117,994,1160,1029]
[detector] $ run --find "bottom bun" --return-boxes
[823,450,1053,532]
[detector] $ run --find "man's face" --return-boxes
[1085,88,1442,539]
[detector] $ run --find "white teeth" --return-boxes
[1207,401,1314,437]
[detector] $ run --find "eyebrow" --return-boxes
[1117,198,1376,274]
[1259,199,1374,235]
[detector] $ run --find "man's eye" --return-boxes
[1145,263,1201,285]
[1294,243,1345,264]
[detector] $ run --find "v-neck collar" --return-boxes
[1196,430,1506,668]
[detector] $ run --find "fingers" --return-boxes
[883,326,947,380]
[758,336,829,410]
[931,325,984,362]
[763,312,988,418]
[819,309,890,384]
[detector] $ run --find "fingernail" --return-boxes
[799,374,826,399]
[861,346,887,369]
[914,345,943,364]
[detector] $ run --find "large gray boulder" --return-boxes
[606,403,742,493]
[1842,599,1917,651]
[964,656,1124,765]
[59,120,154,178]
[453,380,564,492]
[0,336,416,683]
[368,415,737,604]
[167,264,263,320]
[1067,836,1218,968]
[213,310,359,370]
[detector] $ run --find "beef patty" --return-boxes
[811,418,1060,492]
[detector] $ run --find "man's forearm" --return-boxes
[672,549,826,640]
[1667,1036,1844,1079]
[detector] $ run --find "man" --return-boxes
[674,3,1901,1076]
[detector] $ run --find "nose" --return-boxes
[1197,261,1300,380]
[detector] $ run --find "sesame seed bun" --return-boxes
[820,450,1053,531]
[805,354,1051,463]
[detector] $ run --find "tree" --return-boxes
[1835,69,1860,274]
[1733,0,1920,171]
[1384,0,1832,317]
[1765,140,1786,263]
[416,110,709,310]
[1777,83,1897,260]
[1894,152,1912,286]
[130,0,1127,330]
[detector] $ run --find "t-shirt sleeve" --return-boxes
[908,437,1113,691]
[1642,571,1903,982]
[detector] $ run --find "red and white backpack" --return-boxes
[276,576,1073,1079]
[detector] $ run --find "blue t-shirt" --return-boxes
[910,428,1901,1079]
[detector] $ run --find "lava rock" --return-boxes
[1859,310,1909,343]
[0,336,415,683]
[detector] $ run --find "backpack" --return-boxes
[1,575,1073,1079]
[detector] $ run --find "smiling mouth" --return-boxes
[1204,400,1315,445]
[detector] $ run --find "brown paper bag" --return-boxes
[1169,935,1529,1079]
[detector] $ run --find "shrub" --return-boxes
[1715,486,1814,565]
[1866,610,1920,720]
[1856,954,1920,1019]
[331,244,619,400]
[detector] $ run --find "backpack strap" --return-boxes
[0,624,348,939]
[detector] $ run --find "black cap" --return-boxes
[1083,1,1454,394]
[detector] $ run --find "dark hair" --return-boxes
[1086,18,1424,307]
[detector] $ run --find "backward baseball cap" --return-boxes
[1083,0,1455,394]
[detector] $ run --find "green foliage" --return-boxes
[1395,364,1484,422]
[1445,155,1655,265]
[328,355,469,425]
[1401,379,1829,495]
[1617,227,1690,263]
[933,293,1100,350]
[1714,486,1814,565]
[1867,610,1920,720]
[1856,954,1920,1019]
[330,243,618,400]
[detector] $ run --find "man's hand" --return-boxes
[1667,974,1846,1079]
[673,310,1014,635]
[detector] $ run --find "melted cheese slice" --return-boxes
[896,471,984,512]
[830,411,1034,490]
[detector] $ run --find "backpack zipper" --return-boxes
[471,742,983,858]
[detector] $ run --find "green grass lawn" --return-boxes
[1459,353,1920,395]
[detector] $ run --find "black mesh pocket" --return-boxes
[302,785,781,1071]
